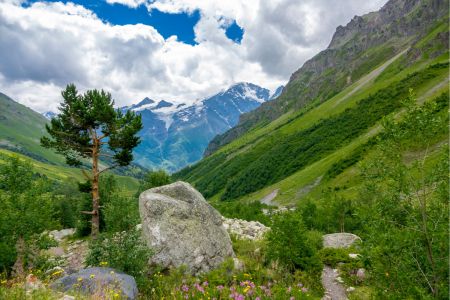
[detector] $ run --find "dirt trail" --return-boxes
[333,48,409,107]
[260,189,279,206]
[322,266,348,300]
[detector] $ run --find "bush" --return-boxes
[318,248,352,267]
[266,212,322,273]
[212,201,272,225]
[85,229,151,279]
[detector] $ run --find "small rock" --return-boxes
[356,268,366,281]
[348,253,360,259]
[48,246,65,257]
[347,287,355,292]
[335,276,344,283]
[60,295,75,300]
[322,233,361,249]
[49,229,75,242]
[233,258,244,271]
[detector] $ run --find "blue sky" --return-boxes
[24,0,243,45]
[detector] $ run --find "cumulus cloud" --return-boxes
[0,0,387,112]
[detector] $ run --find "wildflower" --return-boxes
[255,298,261,300]
[99,261,108,266]
[52,270,63,277]
[194,283,205,293]
[203,281,209,287]
[244,273,251,278]
[90,274,96,279]
[290,297,295,300]
[216,285,224,291]
[110,271,115,275]
[243,286,250,294]
[182,284,189,292]
[287,286,292,293]
[301,287,308,293]
[1,280,7,284]
[77,277,83,282]
[296,283,303,288]
[113,293,120,298]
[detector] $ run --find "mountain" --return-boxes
[205,0,449,155]
[174,0,449,204]
[123,82,278,172]
[43,111,56,120]
[0,92,145,181]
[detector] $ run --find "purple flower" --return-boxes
[255,298,261,300]
[296,283,303,288]
[181,284,189,292]
[217,285,224,291]
[203,281,209,287]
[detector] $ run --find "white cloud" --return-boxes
[0,0,387,112]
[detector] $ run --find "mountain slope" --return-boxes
[124,83,276,172]
[174,0,449,204]
[206,0,449,155]
[0,93,145,179]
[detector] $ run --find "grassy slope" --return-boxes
[0,94,140,194]
[175,24,449,206]
[0,148,139,195]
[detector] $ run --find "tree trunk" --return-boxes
[91,137,100,238]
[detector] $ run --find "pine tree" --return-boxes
[41,84,142,237]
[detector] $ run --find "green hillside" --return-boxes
[0,92,146,182]
[174,10,449,206]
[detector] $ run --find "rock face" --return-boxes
[51,267,138,300]
[139,181,235,274]
[222,217,270,240]
[323,233,361,249]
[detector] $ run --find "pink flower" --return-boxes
[217,285,224,291]
[297,283,303,288]
[290,297,295,300]
[301,287,309,293]
[287,286,292,293]
[181,284,189,292]
[255,298,261,300]
[203,281,209,287]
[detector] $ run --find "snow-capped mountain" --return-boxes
[124,82,280,172]
[42,111,56,120]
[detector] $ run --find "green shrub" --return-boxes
[212,201,272,225]
[318,248,352,267]
[85,229,151,279]
[266,212,322,273]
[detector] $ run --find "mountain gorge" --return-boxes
[205,0,449,155]
[121,83,282,171]
[175,0,449,204]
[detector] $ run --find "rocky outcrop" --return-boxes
[222,217,270,240]
[323,233,361,249]
[139,181,235,275]
[51,267,138,300]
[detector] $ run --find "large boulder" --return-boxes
[323,233,361,249]
[51,267,138,299]
[139,181,235,274]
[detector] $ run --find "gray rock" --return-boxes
[323,233,361,249]
[356,268,366,281]
[49,229,75,242]
[139,181,235,275]
[51,267,138,300]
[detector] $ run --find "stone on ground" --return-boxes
[139,181,235,275]
[322,233,361,249]
[51,267,138,300]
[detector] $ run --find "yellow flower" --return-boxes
[1,280,7,284]
[244,273,251,277]
[90,274,96,279]
[100,261,108,266]
[52,270,63,277]
[77,277,83,282]
[113,293,120,298]
[243,286,251,294]
[110,271,115,275]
